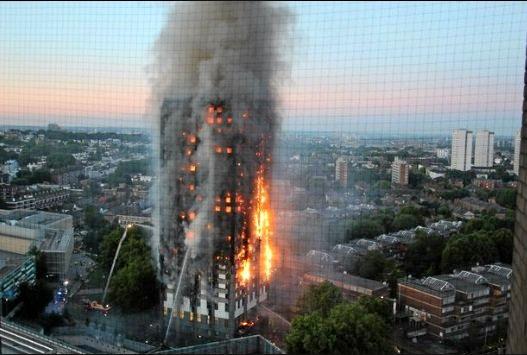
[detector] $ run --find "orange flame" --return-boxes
[254,172,273,281]
[241,259,251,284]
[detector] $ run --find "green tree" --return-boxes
[30,169,52,184]
[440,188,470,200]
[286,302,393,354]
[12,168,52,185]
[356,296,393,326]
[83,206,113,253]
[404,233,445,277]
[84,206,109,229]
[490,228,513,264]
[392,214,420,231]
[103,226,159,311]
[286,312,332,354]
[0,148,18,163]
[346,218,384,240]
[296,281,343,316]
[409,169,428,188]
[399,205,424,217]
[46,152,76,169]
[446,170,475,185]
[99,227,123,269]
[357,250,388,281]
[375,180,392,190]
[437,204,452,218]
[462,215,512,234]
[441,232,498,272]
[495,188,517,209]
[109,257,158,311]
[106,159,149,186]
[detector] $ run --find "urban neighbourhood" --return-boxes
[0,123,520,354]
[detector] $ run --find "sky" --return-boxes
[1,1,526,135]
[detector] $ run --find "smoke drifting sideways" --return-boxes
[150,1,294,285]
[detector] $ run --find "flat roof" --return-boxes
[39,230,73,252]
[0,209,70,227]
[306,270,387,292]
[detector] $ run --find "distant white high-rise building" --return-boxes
[514,129,521,175]
[391,157,409,185]
[451,129,473,171]
[474,130,495,168]
[335,157,348,187]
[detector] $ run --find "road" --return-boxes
[67,253,97,283]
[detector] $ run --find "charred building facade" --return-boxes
[158,99,274,341]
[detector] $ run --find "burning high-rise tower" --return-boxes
[152,2,292,342]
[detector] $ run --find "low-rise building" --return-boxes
[429,220,463,236]
[0,184,18,201]
[456,197,508,216]
[0,252,36,300]
[305,250,336,270]
[115,214,152,226]
[472,178,502,190]
[398,264,511,341]
[0,210,73,279]
[303,270,389,300]
[4,187,70,210]
[346,238,381,255]
[51,168,83,186]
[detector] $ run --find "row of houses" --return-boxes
[306,220,463,271]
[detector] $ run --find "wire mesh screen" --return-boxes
[0,1,526,354]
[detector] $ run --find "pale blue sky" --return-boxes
[1,1,526,135]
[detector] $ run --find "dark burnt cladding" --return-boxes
[158,98,274,339]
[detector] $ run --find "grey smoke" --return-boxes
[151,1,294,285]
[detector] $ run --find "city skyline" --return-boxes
[1,2,526,135]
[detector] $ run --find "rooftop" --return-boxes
[400,264,513,298]
[436,274,489,295]
[39,229,73,253]
[307,270,388,293]
[399,277,456,299]
[0,209,70,229]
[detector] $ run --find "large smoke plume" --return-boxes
[151,1,293,286]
